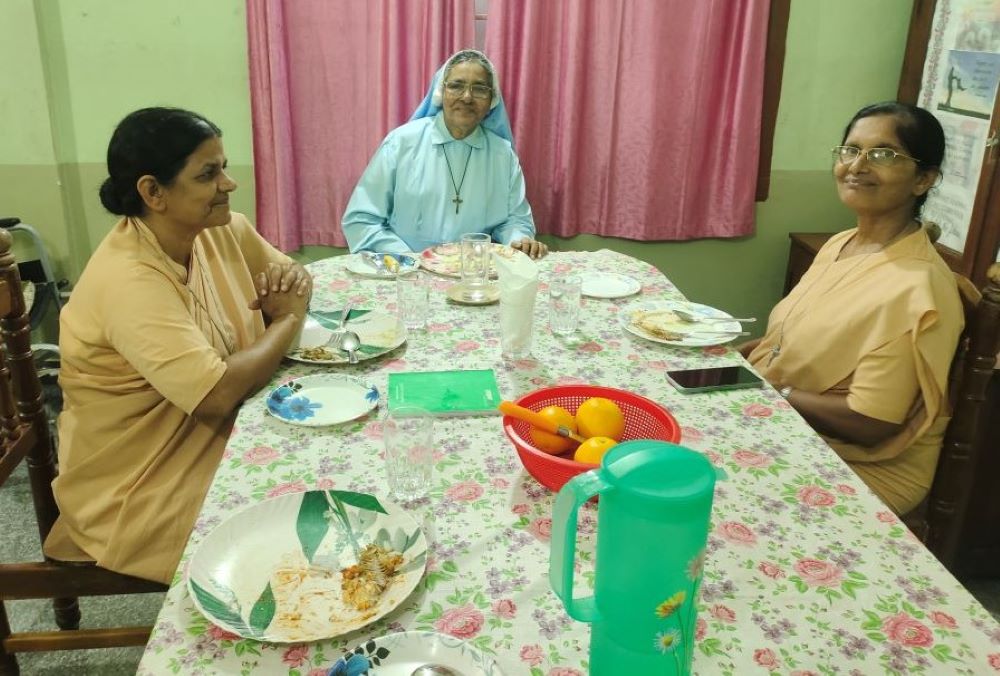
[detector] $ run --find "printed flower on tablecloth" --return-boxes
[492,599,517,619]
[988,653,1000,670]
[434,604,485,639]
[709,604,736,624]
[741,402,773,418]
[519,644,544,666]
[241,445,280,466]
[797,485,837,508]
[695,617,707,641]
[528,517,553,541]
[281,645,309,667]
[753,647,780,669]
[445,480,484,502]
[758,561,785,579]
[716,520,757,546]
[929,610,957,629]
[794,558,844,587]
[881,612,935,648]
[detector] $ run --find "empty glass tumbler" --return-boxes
[397,273,430,330]
[383,406,435,502]
[459,232,491,298]
[548,274,582,335]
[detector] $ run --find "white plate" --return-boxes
[266,374,379,427]
[621,300,741,347]
[581,272,641,299]
[331,631,506,675]
[344,252,420,279]
[419,242,515,278]
[289,310,406,364]
[187,491,427,643]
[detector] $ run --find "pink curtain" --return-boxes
[247,0,475,251]
[485,0,769,240]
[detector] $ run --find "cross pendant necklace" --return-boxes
[442,145,472,214]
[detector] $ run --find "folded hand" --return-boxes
[511,238,549,259]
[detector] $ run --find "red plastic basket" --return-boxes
[501,385,682,492]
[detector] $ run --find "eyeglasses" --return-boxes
[831,146,920,166]
[443,80,493,100]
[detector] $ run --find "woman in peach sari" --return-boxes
[47,108,311,583]
[742,102,963,515]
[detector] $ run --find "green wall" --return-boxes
[0,0,916,337]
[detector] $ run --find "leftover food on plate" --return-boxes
[340,543,405,611]
[299,345,336,361]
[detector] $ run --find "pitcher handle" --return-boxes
[549,470,608,622]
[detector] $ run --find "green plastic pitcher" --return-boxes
[550,440,716,675]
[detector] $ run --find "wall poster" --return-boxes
[918,0,1000,255]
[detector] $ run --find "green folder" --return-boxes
[387,369,502,416]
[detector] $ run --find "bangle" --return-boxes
[779,385,793,399]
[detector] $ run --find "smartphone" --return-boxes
[665,365,764,394]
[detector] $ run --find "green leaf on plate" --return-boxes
[328,490,387,515]
[398,551,426,574]
[190,579,256,638]
[296,491,332,563]
[309,309,372,330]
[403,527,422,553]
[248,582,276,634]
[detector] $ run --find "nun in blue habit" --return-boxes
[341,49,547,258]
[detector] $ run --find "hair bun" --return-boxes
[922,220,942,244]
[99,178,126,215]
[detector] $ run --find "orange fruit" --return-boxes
[574,436,618,465]
[575,397,626,441]
[529,405,577,455]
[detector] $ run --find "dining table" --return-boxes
[137,249,1000,675]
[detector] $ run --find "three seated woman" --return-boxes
[46,64,962,584]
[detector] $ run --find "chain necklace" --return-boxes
[442,144,473,214]
[133,218,237,355]
[768,222,918,366]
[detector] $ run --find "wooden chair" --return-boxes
[0,230,166,675]
[904,262,1000,574]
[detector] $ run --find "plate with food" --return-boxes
[621,300,742,347]
[581,272,642,299]
[344,252,420,279]
[187,490,427,643]
[288,310,406,364]
[419,241,515,278]
[330,631,506,675]
[266,375,379,427]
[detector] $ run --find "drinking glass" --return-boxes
[396,273,430,330]
[460,233,491,299]
[383,406,435,502]
[549,274,582,335]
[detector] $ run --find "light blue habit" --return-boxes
[341,51,534,254]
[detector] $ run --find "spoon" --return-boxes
[340,330,361,364]
[674,309,755,324]
[411,664,462,676]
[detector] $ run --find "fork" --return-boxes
[674,309,756,324]
[324,303,354,347]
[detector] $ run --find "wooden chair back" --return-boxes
[0,230,166,675]
[917,263,1000,571]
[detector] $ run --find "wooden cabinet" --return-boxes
[784,232,834,295]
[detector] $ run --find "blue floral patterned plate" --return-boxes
[329,631,505,675]
[267,375,379,427]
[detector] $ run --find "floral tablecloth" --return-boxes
[138,250,1000,675]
